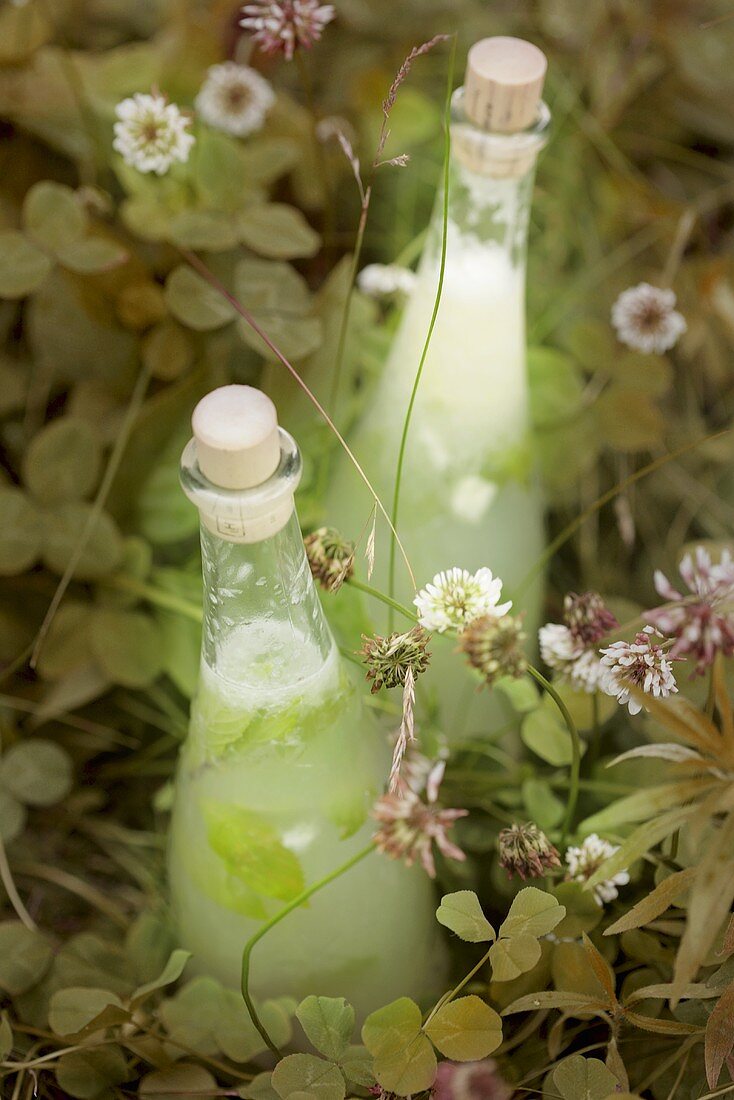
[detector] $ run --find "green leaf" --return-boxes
[0,231,53,298]
[167,209,241,251]
[501,990,606,1015]
[436,891,495,943]
[23,417,102,505]
[240,1073,280,1100]
[552,1055,619,1100]
[203,801,305,902]
[234,257,322,362]
[56,237,129,274]
[0,740,73,806]
[0,488,43,574]
[43,503,125,580]
[271,1054,345,1100]
[522,777,564,830]
[528,346,584,428]
[362,997,437,1095]
[159,977,223,1055]
[705,977,734,1088]
[130,948,191,1007]
[89,608,164,688]
[552,883,603,939]
[338,1045,375,1087]
[521,704,582,766]
[142,320,194,382]
[49,987,125,1037]
[35,602,95,680]
[424,995,502,1061]
[139,1065,218,1099]
[165,265,237,331]
[238,204,321,259]
[0,787,27,843]
[23,182,87,252]
[0,922,53,995]
[125,910,177,985]
[604,868,695,935]
[596,386,664,452]
[499,887,566,940]
[296,996,355,1061]
[55,1046,129,1100]
[489,934,542,983]
[0,1012,13,1060]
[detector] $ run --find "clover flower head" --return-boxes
[240,0,335,60]
[539,590,618,693]
[360,626,431,694]
[433,1058,512,1100]
[460,613,527,688]
[566,833,630,906]
[414,567,511,634]
[600,625,679,715]
[113,92,194,175]
[304,527,354,593]
[372,759,467,879]
[357,263,417,299]
[648,546,734,675]
[611,282,686,354]
[195,62,275,138]
[498,822,561,881]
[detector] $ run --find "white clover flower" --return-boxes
[611,282,686,354]
[414,567,512,634]
[195,62,275,138]
[600,625,679,715]
[113,92,194,175]
[240,0,335,61]
[357,263,417,300]
[566,833,630,906]
[539,592,618,693]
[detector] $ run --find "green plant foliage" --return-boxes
[424,995,502,1060]
[435,890,496,943]
[362,998,437,1093]
[271,1054,345,1100]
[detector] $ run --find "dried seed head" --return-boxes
[304,526,354,592]
[498,822,561,880]
[460,613,528,687]
[360,625,431,693]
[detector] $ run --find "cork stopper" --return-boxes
[192,385,281,490]
[464,37,547,134]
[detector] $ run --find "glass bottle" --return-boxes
[168,386,444,1019]
[326,38,550,738]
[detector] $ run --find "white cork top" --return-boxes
[191,385,281,490]
[464,37,547,133]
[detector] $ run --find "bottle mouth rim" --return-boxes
[451,86,551,142]
[450,87,550,178]
[180,427,302,541]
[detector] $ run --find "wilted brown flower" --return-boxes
[360,625,431,693]
[304,527,354,592]
[498,822,561,881]
[372,760,467,879]
[460,613,527,687]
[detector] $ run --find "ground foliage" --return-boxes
[1,0,734,1097]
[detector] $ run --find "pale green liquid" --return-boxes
[168,624,445,1017]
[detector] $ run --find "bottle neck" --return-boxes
[422,88,550,274]
[198,509,333,682]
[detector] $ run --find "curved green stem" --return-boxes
[346,576,416,623]
[387,37,457,628]
[423,944,493,1029]
[241,842,376,1058]
[528,665,581,846]
[101,574,202,623]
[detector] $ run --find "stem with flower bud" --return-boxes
[240,842,376,1057]
[527,665,581,847]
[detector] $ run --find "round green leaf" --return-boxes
[165,265,237,331]
[238,204,321,259]
[424,995,503,1061]
[0,740,73,806]
[35,601,95,680]
[552,1054,620,1100]
[0,1012,13,1060]
[167,209,241,251]
[89,608,164,688]
[203,801,305,902]
[0,488,43,574]
[56,237,129,274]
[24,418,102,505]
[436,891,495,943]
[23,182,87,252]
[48,986,123,1036]
[55,1046,128,1100]
[271,1054,345,1100]
[0,922,53,995]
[139,1065,217,1099]
[43,503,125,580]
[489,934,542,983]
[0,787,27,843]
[521,704,582,766]
[522,777,564,830]
[142,320,194,381]
[499,887,566,940]
[296,996,355,1061]
[0,231,53,298]
[362,997,436,1093]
